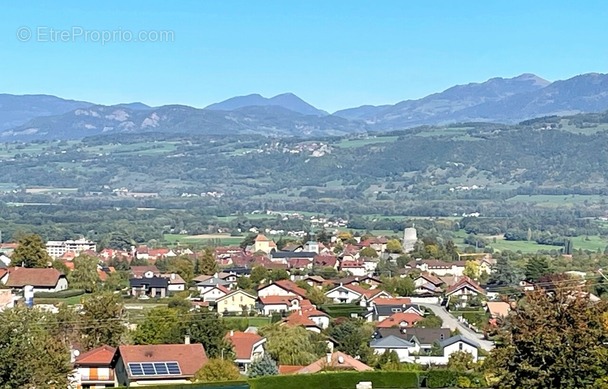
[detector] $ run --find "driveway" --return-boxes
[420,304,494,351]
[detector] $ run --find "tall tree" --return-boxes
[489,256,520,286]
[198,248,219,275]
[260,324,320,365]
[69,254,101,292]
[463,260,481,280]
[189,313,233,359]
[250,266,268,285]
[0,306,73,388]
[11,233,52,268]
[80,292,127,350]
[386,239,403,254]
[524,257,550,282]
[168,256,195,282]
[133,307,186,344]
[487,283,608,388]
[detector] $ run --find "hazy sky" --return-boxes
[1,1,606,112]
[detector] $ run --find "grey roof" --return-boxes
[130,276,168,289]
[196,277,229,287]
[374,304,422,318]
[375,327,452,346]
[370,335,414,349]
[438,335,480,349]
[271,251,316,259]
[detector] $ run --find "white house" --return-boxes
[225,330,266,373]
[6,267,68,293]
[161,273,186,292]
[200,285,230,302]
[370,335,415,363]
[325,285,363,304]
[258,295,302,315]
[257,280,307,299]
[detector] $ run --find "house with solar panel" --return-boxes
[114,342,208,386]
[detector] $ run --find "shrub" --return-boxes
[34,289,85,298]
[249,371,419,389]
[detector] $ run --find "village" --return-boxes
[0,224,591,388]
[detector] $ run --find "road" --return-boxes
[420,304,494,351]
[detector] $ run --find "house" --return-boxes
[333,275,382,289]
[281,307,330,333]
[325,284,365,304]
[114,343,208,387]
[407,260,467,277]
[200,285,230,302]
[258,295,303,315]
[73,345,117,388]
[303,275,329,288]
[313,255,338,269]
[485,301,511,319]
[376,312,424,328]
[413,272,443,289]
[130,266,160,279]
[216,290,257,315]
[6,267,68,293]
[225,330,266,373]
[373,327,451,355]
[160,273,186,292]
[252,234,277,254]
[217,271,239,287]
[436,335,479,363]
[370,335,416,363]
[339,260,367,277]
[195,276,230,295]
[0,289,15,311]
[129,275,169,298]
[445,277,486,304]
[257,280,307,299]
[296,352,372,374]
[369,298,423,322]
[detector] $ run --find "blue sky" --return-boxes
[1,1,606,112]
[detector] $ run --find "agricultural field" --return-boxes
[334,136,399,149]
[163,233,244,246]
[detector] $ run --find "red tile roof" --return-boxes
[118,344,208,378]
[373,297,412,306]
[376,312,424,328]
[313,255,337,268]
[130,266,160,278]
[254,234,270,242]
[445,277,486,295]
[279,365,305,375]
[225,331,265,360]
[6,267,64,288]
[267,280,308,298]
[258,295,298,305]
[75,345,116,366]
[282,311,318,328]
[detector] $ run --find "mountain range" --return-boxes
[2,72,608,140]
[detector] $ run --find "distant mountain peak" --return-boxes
[205,92,327,116]
[512,73,550,86]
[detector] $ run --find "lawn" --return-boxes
[485,239,561,253]
[35,294,89,305]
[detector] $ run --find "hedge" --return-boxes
[115,380,248,389]
[249,371,420,389]
[424,370,487,388]
[34,289,85,298]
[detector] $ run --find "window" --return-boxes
[391,308,402,313]
[459,343,463,350]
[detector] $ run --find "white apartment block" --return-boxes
[46,238,97,259]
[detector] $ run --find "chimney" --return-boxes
[230,330,234,337]
[184,335,190,345]
[326,352,332,364]
[171,273,176,280]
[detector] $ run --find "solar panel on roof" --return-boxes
[153,362,168,375]
[128,363,144,376]
[128,361,182,376]
[166,362,181,374]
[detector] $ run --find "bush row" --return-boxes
[249,371,420,389]
[34,289,85,298]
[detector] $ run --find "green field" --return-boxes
[457,233,608,253]
[163,233,244,246]
[334,136,399,149]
